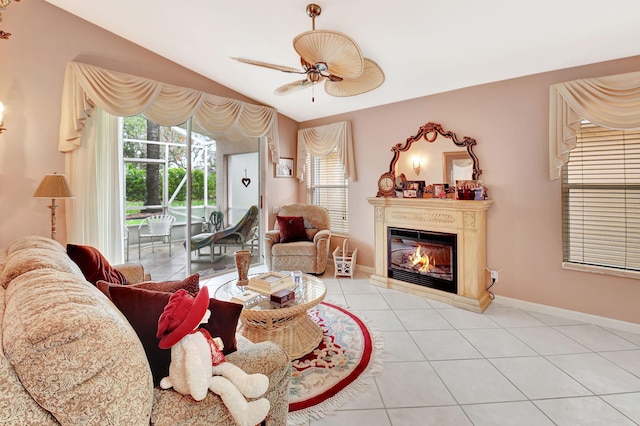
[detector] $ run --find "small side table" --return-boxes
[214,274,326,360]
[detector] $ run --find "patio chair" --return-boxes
[190,211,224,259]
[205,210,224,233]
[187,205,259,263]
[137,214,176,257]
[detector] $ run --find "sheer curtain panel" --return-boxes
[64,108,124,262]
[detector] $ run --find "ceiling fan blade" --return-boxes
[274,79,315,96]
[324,58,385,97]
[293,30,364,80]
[232,57,304,74]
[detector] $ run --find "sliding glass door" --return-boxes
[121,115,260,277]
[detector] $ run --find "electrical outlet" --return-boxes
[490,269,499,283]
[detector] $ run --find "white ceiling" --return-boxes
[45,0,640,123]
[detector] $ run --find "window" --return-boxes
[122,115,217,227]
[562,121,640,273]
[305,148,349,234]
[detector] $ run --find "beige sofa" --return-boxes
[0,235,291,425]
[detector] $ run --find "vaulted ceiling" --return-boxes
[45,0,640,122]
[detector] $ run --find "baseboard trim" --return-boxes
[355,264,374,275]
[494,295,640,334]
[325,262,374,276]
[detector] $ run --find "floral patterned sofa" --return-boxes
[0,235,290,425]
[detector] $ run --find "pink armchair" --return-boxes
[264,204,331,274]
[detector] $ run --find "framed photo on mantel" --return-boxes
[403,180,425,198]
[433,183,447,198]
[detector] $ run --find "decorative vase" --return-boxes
[234,250,251,286]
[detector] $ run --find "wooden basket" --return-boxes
[332,239,357,278]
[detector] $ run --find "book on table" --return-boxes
[247,272,296,294]
[230,289,261,304]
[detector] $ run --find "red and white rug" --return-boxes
[287,302,384,425]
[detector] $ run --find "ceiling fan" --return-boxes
[232,3,384,101]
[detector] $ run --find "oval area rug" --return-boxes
[288,301,384,425]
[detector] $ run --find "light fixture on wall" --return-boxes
[0,0,20,40]
[33,173,74,240]
[412,158,422,176]
[0,101,5,134]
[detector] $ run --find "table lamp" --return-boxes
[33,173,74,240]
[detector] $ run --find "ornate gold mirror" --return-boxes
[388,122,481,189]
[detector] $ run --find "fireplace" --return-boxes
[387,227,457,294]
[368,197,493,313]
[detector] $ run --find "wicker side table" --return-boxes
[214,274,326,360]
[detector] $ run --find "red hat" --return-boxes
[157,286,210,349]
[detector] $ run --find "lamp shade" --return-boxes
[33,174,74,199]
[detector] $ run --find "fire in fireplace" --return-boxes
[387,227,457,294]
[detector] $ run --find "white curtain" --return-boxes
[59,61,280,260]
[296,121,356,181]
[549,70,640,180]
[65,108,124,262]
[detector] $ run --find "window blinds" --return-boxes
[305,148,349,234]
[562,121,640,271]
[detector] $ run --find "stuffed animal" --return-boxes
[156,286,270,426]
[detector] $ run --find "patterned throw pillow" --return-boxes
[96,273,200,300]
[109,286,243,386]
[277,215,308,243]
[66,244,128,285]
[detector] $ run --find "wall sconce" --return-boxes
[0,0,21,40]
[33,173,75,240]
[412,158,421,176]
[0,101,5,134]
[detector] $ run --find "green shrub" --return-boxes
[126,166,216,203]
[126,164,147,201]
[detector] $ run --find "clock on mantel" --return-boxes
[376,172,396,197]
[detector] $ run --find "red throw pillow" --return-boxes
[200,297,243,356]
[67,244,128,285]
[109,286,242,386]
[277,216,308,243]
[96,273,200,300]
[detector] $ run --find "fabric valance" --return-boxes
[548,70,640,180]
[296,121,356,181]
[58,61,280,161]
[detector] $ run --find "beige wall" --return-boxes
[2,0,639,323]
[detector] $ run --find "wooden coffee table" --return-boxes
[214,274,326,360]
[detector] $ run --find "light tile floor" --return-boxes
[144,253,640,425]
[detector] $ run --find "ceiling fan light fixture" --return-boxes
[315,62,328,73]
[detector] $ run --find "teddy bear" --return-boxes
[156,286,270,426]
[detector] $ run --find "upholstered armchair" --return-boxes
[264,203,331,274]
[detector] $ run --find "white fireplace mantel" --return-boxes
[367,197,493,313]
